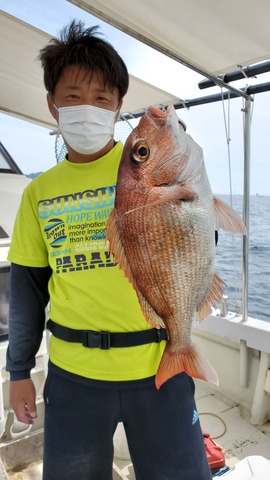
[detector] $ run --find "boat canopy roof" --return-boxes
[0,10,179,130]
[68,0,270,76]
[1,1,270,128]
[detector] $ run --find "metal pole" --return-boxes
[238,97,251,388]
[242,97,251,321]
[119,81,270,121]
[198,60,270,90]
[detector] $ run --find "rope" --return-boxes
[220,88,242,313]
[199,412,227,439]
[220,88,233,204]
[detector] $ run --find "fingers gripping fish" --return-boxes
[106,105,246,389]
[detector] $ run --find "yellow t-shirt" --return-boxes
[8,142,165,381]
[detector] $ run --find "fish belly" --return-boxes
[117,199,219,388]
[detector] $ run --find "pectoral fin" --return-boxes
[125,183,197,215]
[214,196,246,234]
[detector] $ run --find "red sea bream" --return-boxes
[107,105,246,389]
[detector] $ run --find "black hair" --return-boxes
[39,20,129,99]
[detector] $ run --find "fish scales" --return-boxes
[107,104,246,389]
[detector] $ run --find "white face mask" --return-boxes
[54,104,116,155]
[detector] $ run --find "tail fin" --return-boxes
[155,343,219,389]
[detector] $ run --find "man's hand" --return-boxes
[9,379,37,424]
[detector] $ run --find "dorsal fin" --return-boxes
[106,210,165,329]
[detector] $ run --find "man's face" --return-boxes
[48,64,121,120]
[47,65,123,161]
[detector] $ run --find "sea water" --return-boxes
[214,194,270,322]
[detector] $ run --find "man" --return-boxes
[7,20,211,480]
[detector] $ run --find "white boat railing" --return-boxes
[194,311,270,425]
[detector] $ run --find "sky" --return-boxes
[0,0,270,195]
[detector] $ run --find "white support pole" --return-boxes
[250,352,270,425]
[239,339,249,388]
[242,96,251,322]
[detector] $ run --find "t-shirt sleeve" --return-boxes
[8,184,49,267]
[6,263,51,380]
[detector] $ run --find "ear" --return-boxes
[114,100,123,123]
[47,94,58,122]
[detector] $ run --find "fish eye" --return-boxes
[130,141,150,163]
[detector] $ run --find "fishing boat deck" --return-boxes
[195,380,270,467]
[114,380,270,478]
[4,380,270,479]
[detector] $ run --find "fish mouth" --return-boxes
[146,104,175,117]
[146,105,167,120]
[146,104,181,130]
[146,105,171,126]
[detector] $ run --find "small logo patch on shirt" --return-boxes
[192,409,199,425]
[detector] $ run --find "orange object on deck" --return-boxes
[203,430,226,470]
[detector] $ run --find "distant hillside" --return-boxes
[25,172,43,179]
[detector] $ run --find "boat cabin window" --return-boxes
[0,226,9,240]
[0,142,22,174]
[0,149,11,171]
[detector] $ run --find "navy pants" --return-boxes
[43,366,211,480]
